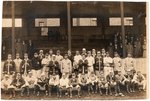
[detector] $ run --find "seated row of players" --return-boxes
[2,70,146,99]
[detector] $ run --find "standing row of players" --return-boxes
[2,48,146,99]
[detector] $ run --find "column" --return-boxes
[11,1,15,59]
[67,2,71,51]
[120,2,126,57]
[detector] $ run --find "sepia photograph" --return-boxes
[1,0,148,100]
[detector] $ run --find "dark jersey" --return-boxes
[94,57,103,71]
[49,61,60,75]
[31,57,42,70]
[78,62,88,74]
[3,60,16,75]
[20,59,32,74]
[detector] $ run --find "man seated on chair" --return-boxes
[59,73,70,98]
[35,73,49,96]
[106,71,116,96]
[49,72,60,97]
[98,71,109,95]
[24,71,37,96]
[69,72,81,98]
[1,75,13,96]
[78,73,90,95]
[10,73,26,98]
[124,70,134,93]
[114,71,125,97]
[88,72,98,94]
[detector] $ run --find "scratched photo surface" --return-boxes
[1,1,147,100]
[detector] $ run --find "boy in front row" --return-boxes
[98,71,109,95]
[1,74,13,98]
[35,74,49,96]
[78,73,90,95]
[24,71,37,96]
[59,73,70,98]
[106,72,116,95]
[69,72,81,98]
[49,72,60,97]
[132,71,146,91]
[10,73,26,98]
[88,72,98,94]
[114,71,125,96]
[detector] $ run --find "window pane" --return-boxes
[47,18,60,26]
[109,17,133,26]
[35,18,60,27]
[109,18,121,26]
[41,28,48,36]
[2,18,22,27]
[73,18,97,26]
[2,19,12,27]
[124,17,133,26]
[35,18,47,27]
[15,19,22,27]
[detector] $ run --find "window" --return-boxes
[73,18,97,26]
[2,18,22,27]
[109,17,133,26]
[35,18,60,27]
[124,17,133,26]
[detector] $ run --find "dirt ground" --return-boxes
[1,90,147,100]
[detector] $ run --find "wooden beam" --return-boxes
[120,2,126,57]
[67,2,71,51]
[11,1,15,59]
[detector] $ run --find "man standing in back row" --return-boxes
[61,54,72,77]
[86,51,95,76]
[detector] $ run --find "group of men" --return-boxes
[1,48,146,99]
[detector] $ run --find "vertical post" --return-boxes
[67,2,71,51]
[11,1,15,59]
[120,2,125,57]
